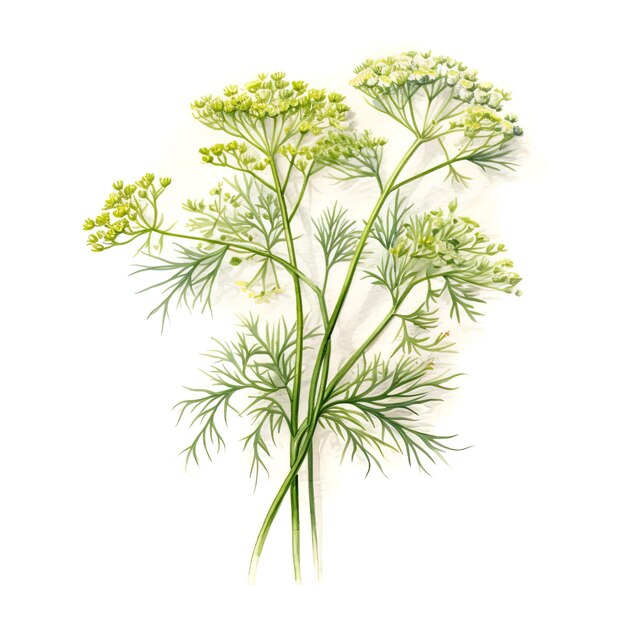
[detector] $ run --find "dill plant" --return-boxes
[83,51,524,583]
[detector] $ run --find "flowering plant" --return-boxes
[84,50,523,583]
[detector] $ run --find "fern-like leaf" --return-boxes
[133,244,228,330]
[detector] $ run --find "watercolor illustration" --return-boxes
[84,50,523,583]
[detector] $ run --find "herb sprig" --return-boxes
[84,50,523,583]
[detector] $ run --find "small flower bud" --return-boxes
[160,177,172,187]
[138,189,148,198]
[446,69,459,85]
[83,218,95,230]
[113,204,129,218]
[488,92,504,108]
[474,90,489,104]
[328,92,345,103]
[112,180,124,191]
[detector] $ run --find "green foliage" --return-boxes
[393,304,453,356]
[184,177,286,296]
[133,244,228,330]
[320,354,461,474]
[370,193,413,250]
[365,199,522,321]
[177,315,319,487]
[84,49,524,582]
[313,203,360,275]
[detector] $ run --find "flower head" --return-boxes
[351,51,514,113]
[279,129,387,178]
[191,72,351,152]
[83,175,170,251]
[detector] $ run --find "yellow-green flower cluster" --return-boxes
[83,180,138,251]
[83,174,171,251]
[395,200,522,294]
[351,51,512,112]
[452,106,523,139]
[191,73,350,140]
[279,130,387,174]
[199,140,270,172]
[313,130,387,164]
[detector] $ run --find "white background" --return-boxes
[1,1,625,624]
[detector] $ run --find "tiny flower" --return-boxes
[113,204,129,218]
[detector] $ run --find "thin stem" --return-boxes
[390,156,465,193]
[282,135,304,193]
[248,138,423,583]
[305,138,424,417]
[224,163,276,192]
[288,166,312,223]
[147,227,327,315]
[322,272,450,400]
[269,159,305,583]
[308,446,321,581]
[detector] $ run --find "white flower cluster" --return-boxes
[351,51,512,112]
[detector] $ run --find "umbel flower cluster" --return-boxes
[352,51,511,109]
[84,50,524,584]
[191,73,350,153]
[83,174,172,251]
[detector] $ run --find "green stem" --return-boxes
[148,227,328,322]
[248,138,423,583]
[308,446,321,581]
[390,156,465,193]
[269,160,305,583]
[288,167,312,222]
[247,406,319,584]
[303,138,424,419]
[322,272,450,400]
